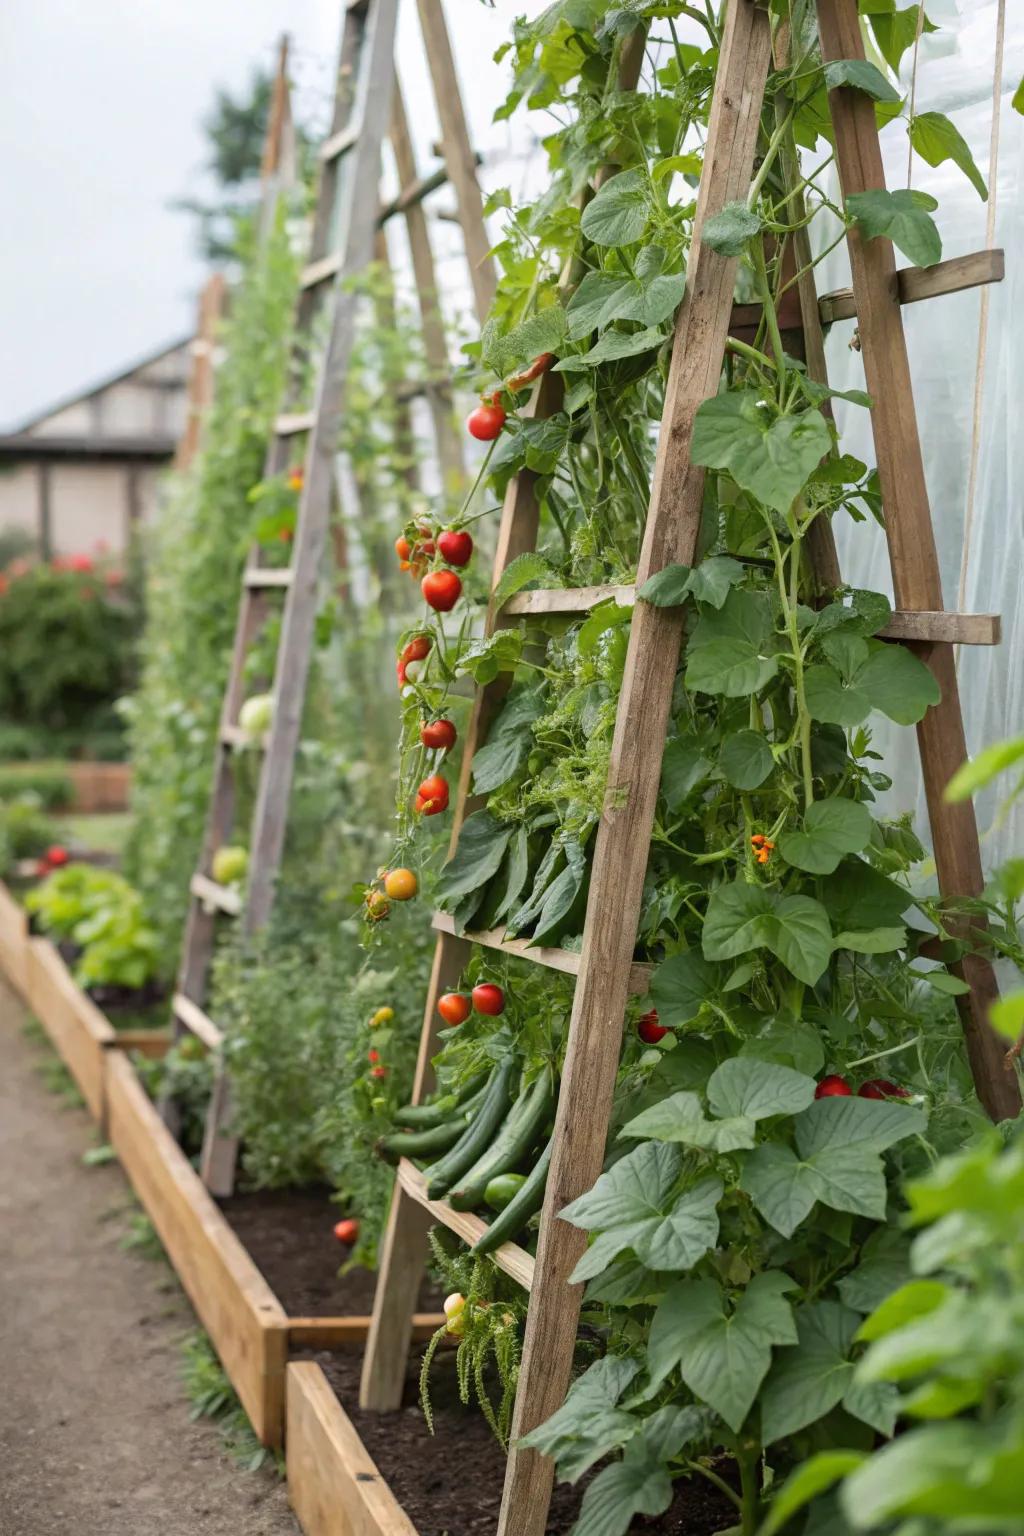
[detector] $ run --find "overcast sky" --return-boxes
[0,0,543,430]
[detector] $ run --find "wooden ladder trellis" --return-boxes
[168,0,495,1195]
[361,3,1019,1533]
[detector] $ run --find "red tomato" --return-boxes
[45,846,69,867]
[368,1048,380,1064]
[333,1218,359,1245]
[402,635,431,665]
[637,1008,667,1044]
[467,402,506,441]
[437,529,473,567]
[858,1078,910,1100]
[815,1075,853,1098]
[416,774,449,815]
[371,1064,388,1079]
[420,719,457,752]
[438,993,471,1026]
[422,569,462,612]
[395,535,412,561]
[69,554,93,573]
[472,983,505,1016]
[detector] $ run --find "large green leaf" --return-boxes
[840,1421,1024,1528]
[471,685,546,794]
[686,588,779,698]
[761,1301,899,1444]
[621,1090,756,1153]
[566,268,686,339]
[580,168,651,245]
[761,1451,867,1536]
[819,857,911,930]
[519,1356,640,1480]
[691,391,832,513]
[719,729,774,789]
[703,881,833,985]
[943,734,1024,802]
[739,1018,825,1077]
[778,797,873,875]
[556,326,666,371]
[647,1272,796,1430]
[707,1057,818,1121]
[804,663,870,728]
[701,200,762,256]
[846,187,941,268]
[492,551,561,606]
[660,738,713,809]
[531,837,587,945]
[434,812,513,908]
[823,58,901,103]
[570,1447,673,1536]
[638,555,744,610]
[562,1142,722,1281]
[909,111,987,200]
[857,643,940,725]
[648,950,717,1028]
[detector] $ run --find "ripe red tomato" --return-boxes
[402,635,431,665]
[420,718,457,752]
[467,402,506,441]
[472,983,505,1016]
[438,992,471,1026]
[371,1064,388,1079]
[368,1048,380,1064]
[815,1075,853,1098]
[333,1218,359,1245]
[45,846,69,867]
[422,569,462,612]
[858,1079,910,1100]
[416,774,449,815]
[637,1008,668,1044]
[437,529,473,567]
[395,535,411,561]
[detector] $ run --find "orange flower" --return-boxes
[751,834,766,848]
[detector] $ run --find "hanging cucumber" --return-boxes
[375,1111,475,1163]
[424,1059,518,1200]
[472,1135,553,1255]
[393,1073,489,1128]
[447,1066,555,1212]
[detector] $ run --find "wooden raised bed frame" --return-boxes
[25,935,115,1124]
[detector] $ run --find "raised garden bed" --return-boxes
[0,879,29,996]
[287,1348,739,1536]
[25,935,115,1123]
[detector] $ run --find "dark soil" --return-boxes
[313,1345,740,1536]
[218,1186,443,1318]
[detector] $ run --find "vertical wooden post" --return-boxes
[817,0,1019,1121]
[495,6,774,1530]
[415,0,497,320]
[174,274,227,473]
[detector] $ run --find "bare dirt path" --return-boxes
[0,977,300,1536]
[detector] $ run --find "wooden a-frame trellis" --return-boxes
[167,0,496,1195]
[361,3,1018,1532]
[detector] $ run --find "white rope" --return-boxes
[905,1,928,188]
[957,0,1006,621]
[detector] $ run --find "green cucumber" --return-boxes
[448,1067,554,1212]
[472,1136,553,1255]
[425,1060,517,1200]
[393,1074,489,1128]
[375,1113,473,1163]
[484,1173,526,1211]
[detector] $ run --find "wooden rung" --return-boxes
[503,585,1000,646]
[378,165,449,224]
[275,410,316,435]
[243,567,293,589]
[189,873,242,917]
[301,252,343,291]
[431,912,651,995]
[878,610,1001,646]
[502,583,635,616]
[395,1160,535,1291]
[818,249,1004,325]
[286,1314,444,1348]
[319,123,359,163]
[172,992,224,1050]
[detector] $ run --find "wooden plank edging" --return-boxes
[25,936,114,1124]
[287,1362,420,1536]
[0,881,30,998]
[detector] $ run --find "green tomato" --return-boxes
[239,693,274,735]
[211,844,248,885]
[484,1173,527,1211]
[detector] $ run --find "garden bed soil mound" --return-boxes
[219,1186,442,1317]
[312,1345,739,1536]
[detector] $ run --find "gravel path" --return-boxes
[0,977,300,1536]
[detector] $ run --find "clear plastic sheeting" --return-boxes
[813,0,1024,873]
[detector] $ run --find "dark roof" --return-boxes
[0,433,178,464]
[9,334,193,435]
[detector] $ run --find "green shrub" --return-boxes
[25,864,161,990]
[0,764,73,808]
[0,793,57,872]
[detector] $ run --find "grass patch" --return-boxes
[53,812,132,858]
[181,1330,283,1474]
[20,1015,85,1108]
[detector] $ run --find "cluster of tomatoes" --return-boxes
[814,1074,910,1100]
[365,867,418,924]
[365,1004,393,1080]
[35,845,69,880]
[437,983,505,1025]
[394,522,474,616]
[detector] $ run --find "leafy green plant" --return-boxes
[135,1041,214,1160]
[761,1130,1024,1534]
[25,864,162,991]
[0,792,57,874]
[0,764,73,807]
[181,1329,282,1472]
